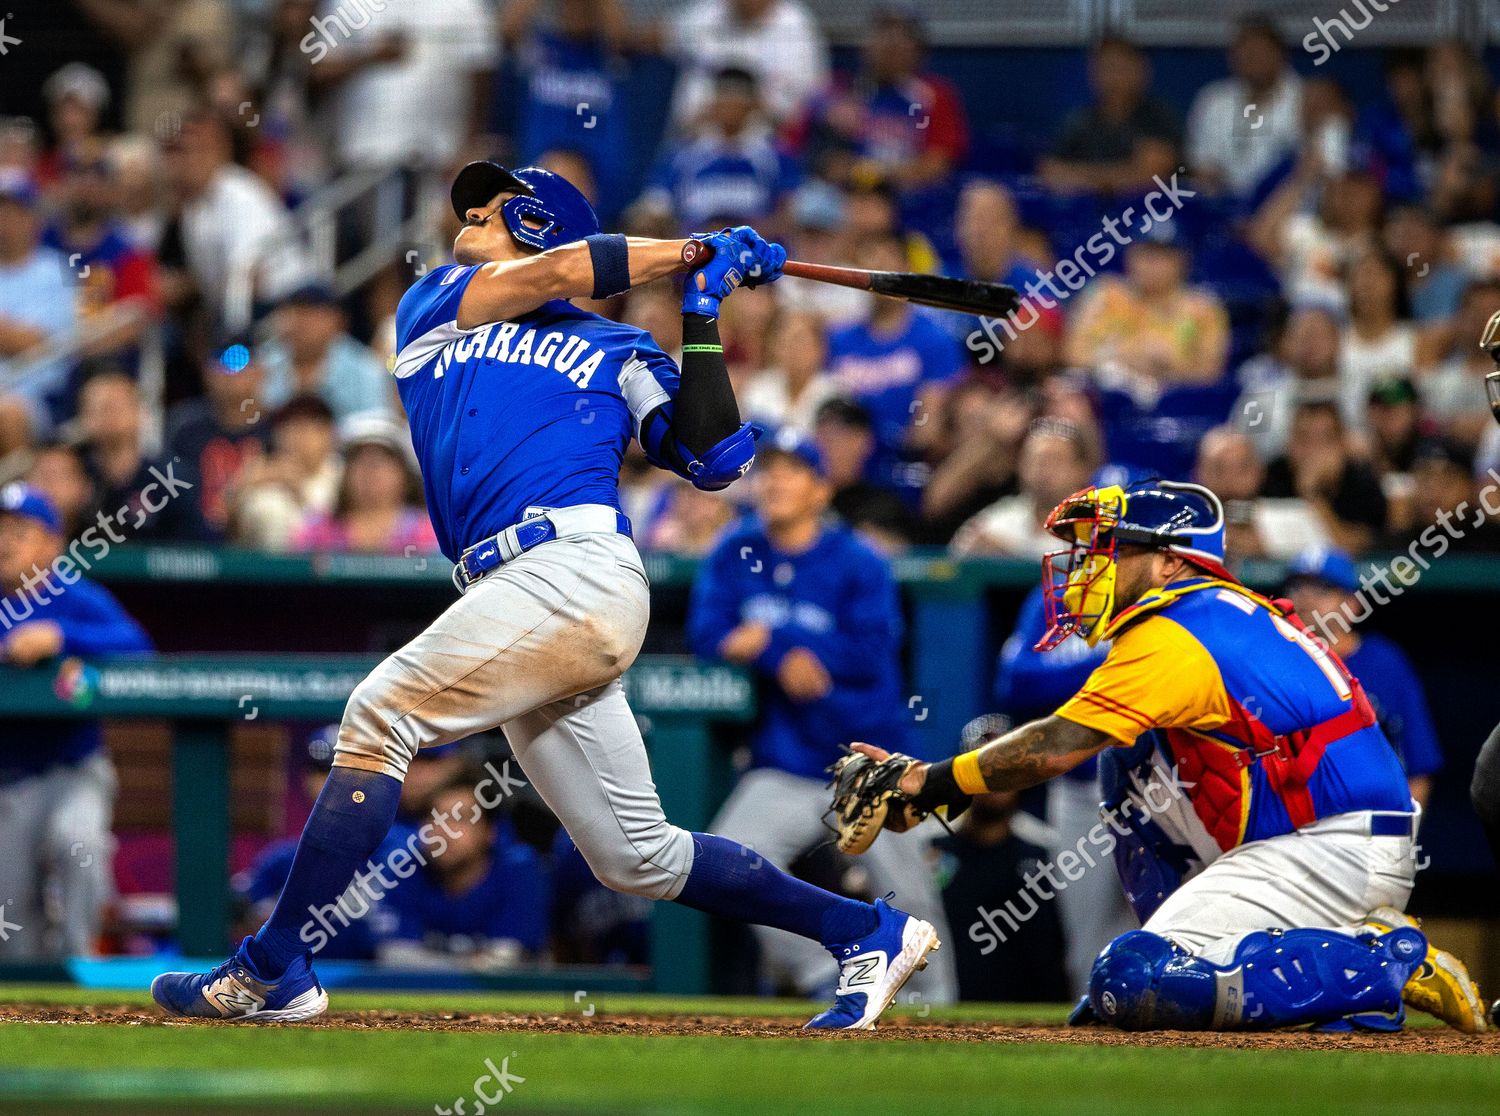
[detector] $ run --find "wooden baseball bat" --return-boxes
[781,260,1020,318]
[679,240,1019,318]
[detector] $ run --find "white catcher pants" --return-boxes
[1143,809,1417,965]
[334,530,697,900]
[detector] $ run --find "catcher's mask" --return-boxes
[1037,480,1231,651]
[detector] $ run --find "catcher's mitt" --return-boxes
[826,750,929,855]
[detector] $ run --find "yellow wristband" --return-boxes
[952,750,988,795]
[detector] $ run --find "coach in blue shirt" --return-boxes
[690,429,909,776]
[690,429,956,1001]
[0,483,152,958]
[1283,546,1444,808]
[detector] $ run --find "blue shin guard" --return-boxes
[1089,926,1427,1031]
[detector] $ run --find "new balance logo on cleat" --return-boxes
[203,977,265,1016]
[835,953,886,995]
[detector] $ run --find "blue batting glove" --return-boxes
[724,226,786,288]
[682,229,749,317]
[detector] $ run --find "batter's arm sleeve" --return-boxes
[637,318,756,490]
[1055,616,1233,745]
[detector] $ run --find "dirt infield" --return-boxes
[2,1003,1494,1053]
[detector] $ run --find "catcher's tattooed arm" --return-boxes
[854,714,1113,803]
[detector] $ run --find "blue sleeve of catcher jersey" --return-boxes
[395,264,480,352]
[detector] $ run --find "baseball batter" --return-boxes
[832,479,1487,1032]
[152,163,939,1029]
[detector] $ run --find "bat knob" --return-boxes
[681,240,713,268]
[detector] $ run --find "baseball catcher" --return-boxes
[831,478,1487,1032]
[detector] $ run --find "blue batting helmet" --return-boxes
[1108,480,1227,570]
[450,161,600,252]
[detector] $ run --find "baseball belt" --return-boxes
[453,504,633,591]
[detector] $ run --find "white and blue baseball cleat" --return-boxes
[804,897,940,1031]
[151,938,328,1022]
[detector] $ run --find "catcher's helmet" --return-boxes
[1037,480,1229,650]
[450,161,600,252]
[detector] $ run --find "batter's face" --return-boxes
[453,191,532,266]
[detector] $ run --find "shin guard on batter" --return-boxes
[1088,926,1427,1031]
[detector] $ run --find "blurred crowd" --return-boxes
[3,1,1493,993]
[2,4,1499,563]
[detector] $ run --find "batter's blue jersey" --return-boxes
[393,265,680,561]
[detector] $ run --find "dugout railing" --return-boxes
[0,654,751,995]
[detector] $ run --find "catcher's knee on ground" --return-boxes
[1087,926,1425,1031]
[572,818,695,900]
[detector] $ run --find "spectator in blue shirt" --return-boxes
[376,778,551,969]
[690,428,955,1001]
[258,283,394,423]
[1283,546,1443,808]
[0,483,152,959]
[0,170,77,444]
[825,232,963,494]
[637,66,800,234]
[504,0,632,222]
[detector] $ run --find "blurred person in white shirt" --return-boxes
[950,419,1095,559]
[320,0,498,170]
[1194,424,1330,561]
[659,0,828,131]
[741,309,836,435]
[1185,17,1303,198]
[160,110,307,328]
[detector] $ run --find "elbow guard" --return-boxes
[683,421,760,491]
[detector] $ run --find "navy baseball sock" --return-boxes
[247,767,402,976]
[675,832,877,945]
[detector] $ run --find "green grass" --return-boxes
[0,987,1493,1116]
